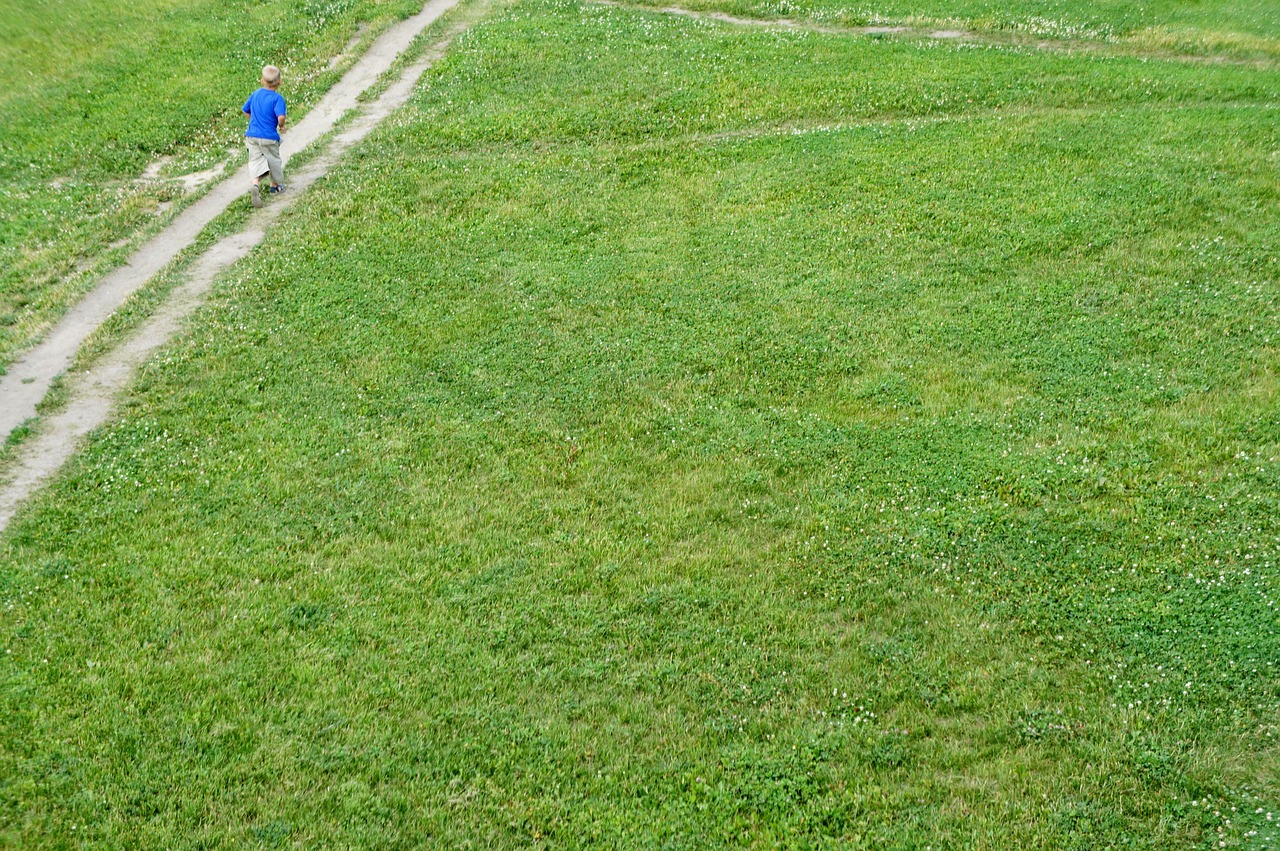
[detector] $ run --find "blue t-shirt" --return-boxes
[243,88,286,141]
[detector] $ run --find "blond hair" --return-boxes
[261,65,282,86]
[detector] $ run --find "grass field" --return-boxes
[2,0,1279,846]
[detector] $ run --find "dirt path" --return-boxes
[0,0,470,532]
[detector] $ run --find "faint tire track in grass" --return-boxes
[593,0,1280,68]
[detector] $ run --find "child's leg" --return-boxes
[246,138,266,207]
[261,140,284,187]
[246,138,268,185]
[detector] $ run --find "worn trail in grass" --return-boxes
[597,0,1280,67]
[0,0,427,372]
[622,0,1280,50]
[2,0,1279,846]
[0,0,469,452]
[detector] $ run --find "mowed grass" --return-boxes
[0,0,424,372]
[3,0,1280,846]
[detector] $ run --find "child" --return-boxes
[243,65,287,208]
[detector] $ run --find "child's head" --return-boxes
[261,65,282,89]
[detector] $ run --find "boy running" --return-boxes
[243,65,287,208]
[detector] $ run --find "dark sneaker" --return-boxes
[251,184,263,208]
[269,184,286,195]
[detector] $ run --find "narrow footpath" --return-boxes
[0,0,470,532]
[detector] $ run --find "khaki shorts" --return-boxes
[246,136,283,184]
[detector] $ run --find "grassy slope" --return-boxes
[2,0,1279,846]
[0,0,424,371]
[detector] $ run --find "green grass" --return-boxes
[413,0,1280,151]
[0,0,425,372]
[625,0,1280,46]
[2,0,1279,846]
